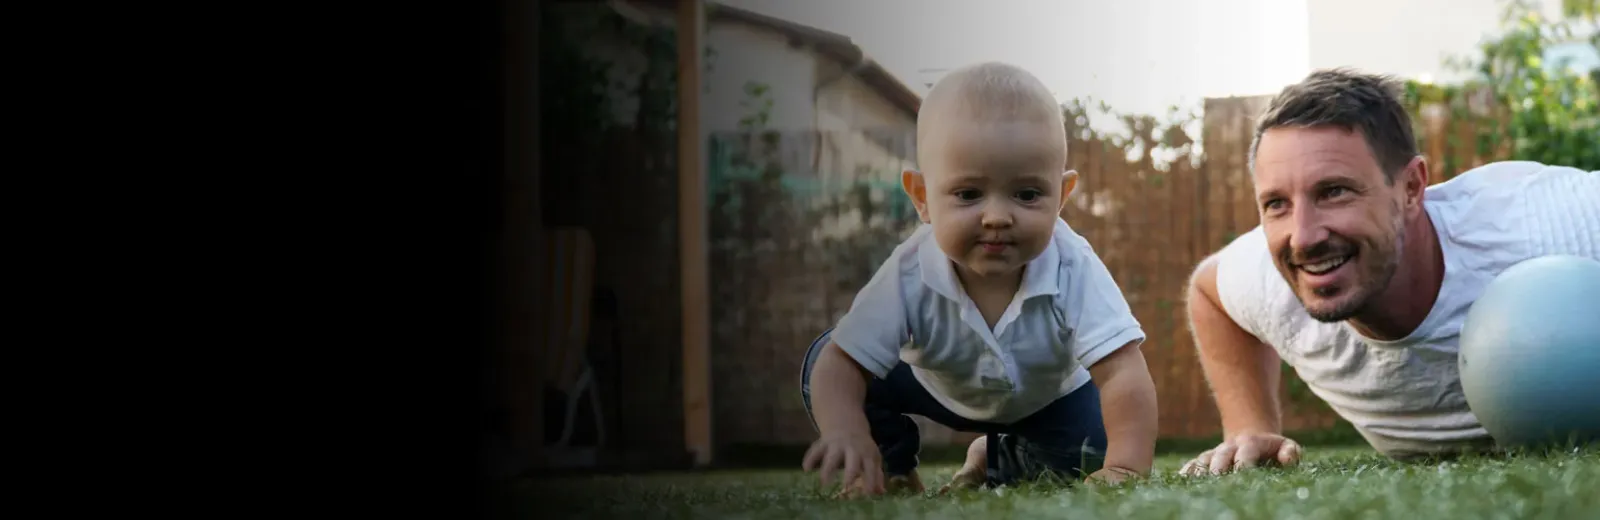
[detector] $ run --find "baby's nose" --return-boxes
[980,206,1013,227]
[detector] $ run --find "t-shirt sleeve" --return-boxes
[829,239,915,379]
[1213,226,1275,342]
[1060,241,1147,369]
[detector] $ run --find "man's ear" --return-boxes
[901,169,930,223]
[1400,156,1429,216]
[1058,170,1080,212]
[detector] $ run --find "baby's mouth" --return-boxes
[978,240,1013,253]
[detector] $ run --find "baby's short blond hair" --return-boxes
[916,62,1066,170]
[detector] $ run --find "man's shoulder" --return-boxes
[1213,226,1277,285]
[1212,227,1274,292]
[1209,226,1302,338]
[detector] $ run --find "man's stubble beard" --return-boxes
[1302,201,1406,323]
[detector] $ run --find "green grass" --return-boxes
[501,445,1600,519]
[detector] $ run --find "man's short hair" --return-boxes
[1249,68,1420,182]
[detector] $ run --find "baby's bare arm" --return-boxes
[802,342,884,495]
[1088,340,1159,476]
[808,342,873,437]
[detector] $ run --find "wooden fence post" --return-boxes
[678,0,713,468]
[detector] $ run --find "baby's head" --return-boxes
[903,61,1077,282]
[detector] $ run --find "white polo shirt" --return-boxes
[830,217,1147,424]
[1214,161,1598,457]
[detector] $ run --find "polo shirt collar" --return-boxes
[917,225,1060,303]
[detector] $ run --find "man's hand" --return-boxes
[803,432,885,497]
[1179,432,1303,476]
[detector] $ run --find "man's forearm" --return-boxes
[1188,260,1283,437]
[810,342,873,437]
[1202,353,1283,437]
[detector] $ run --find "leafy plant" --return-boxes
[1403,0,1600,174]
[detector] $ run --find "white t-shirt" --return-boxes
[1214,161,1599,457]
[831,217,1147,424]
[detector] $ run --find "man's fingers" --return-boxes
[1209,444,1239,475]
[1180,449,1214,476]
[1233,440,1265,470]
[1180,437,1300,476]
[1278,438,1303,467]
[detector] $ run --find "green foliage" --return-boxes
[1402,0,1600,173]
[1562,0,1599,20]
[1060,97,1203,172]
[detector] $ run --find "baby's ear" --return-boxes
[901,169,931,223]
[1059,170,1079,208]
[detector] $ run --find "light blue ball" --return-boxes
[1459,254,1600,449]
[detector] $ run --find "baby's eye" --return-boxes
[1015,189,1044,203]
[955,189,982,201]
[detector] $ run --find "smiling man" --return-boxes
[1178,68,1599,475]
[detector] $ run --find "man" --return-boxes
[1179,67,1598,476]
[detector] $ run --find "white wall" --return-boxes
[814,58,917,180]
[702,21,821,133]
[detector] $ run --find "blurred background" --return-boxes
[507,0,1598,476]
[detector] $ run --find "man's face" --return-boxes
[906,120,1070,281]
[1252,126,1415,322]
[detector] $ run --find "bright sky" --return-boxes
[718,0,1313,119]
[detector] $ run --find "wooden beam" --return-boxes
[502,0,545,470]
[676,0,713,467]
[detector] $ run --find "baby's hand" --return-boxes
[1086,466,1140,486]
[802,432,885,496]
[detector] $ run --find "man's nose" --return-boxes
[1288,205,1330,253]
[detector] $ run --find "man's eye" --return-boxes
[1323,186,1350,199]
[1263,199,1285,212]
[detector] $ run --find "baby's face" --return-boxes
[918,120,1067,281]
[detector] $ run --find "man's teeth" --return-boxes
[1302,256,1349,274]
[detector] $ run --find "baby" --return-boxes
[799,62,1160,497]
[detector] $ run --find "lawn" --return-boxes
[501,444,1600,519]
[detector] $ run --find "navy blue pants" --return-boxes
[800,328,1108,486]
